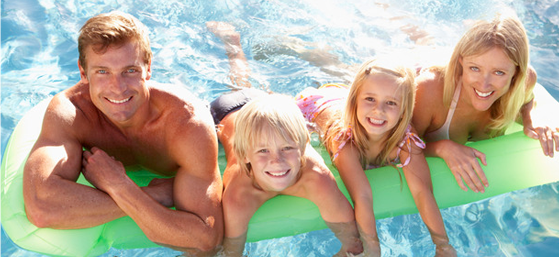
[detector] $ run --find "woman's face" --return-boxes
[459,47,517,112]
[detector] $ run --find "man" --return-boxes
[22,11,223,254]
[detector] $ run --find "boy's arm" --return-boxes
[221,164,271,256]
[303,150,363,256]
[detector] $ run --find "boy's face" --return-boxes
[244,126,302,192]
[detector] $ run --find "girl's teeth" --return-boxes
[368,118,384,125]
[475,89,492,97]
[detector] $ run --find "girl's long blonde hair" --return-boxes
[323,58,416,168]
[444,13,532,136]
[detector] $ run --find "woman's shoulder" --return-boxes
[413,67,446,132]
[416,66,446,106]
[416,66,444,92]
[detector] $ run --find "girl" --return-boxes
[212,92,363,256]
[208,21,455,256]
[296,58,456,256]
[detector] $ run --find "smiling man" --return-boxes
[22,11,223,254]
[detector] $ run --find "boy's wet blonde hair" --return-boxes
[78,11,152,70]
[324,58,416,168]
[444,13,532,136]
[234,94,309,176]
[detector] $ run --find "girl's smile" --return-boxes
[356,73,403,140]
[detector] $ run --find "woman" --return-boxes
[412,13,558,193]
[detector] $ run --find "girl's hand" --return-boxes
[360,232,381,257]
[524,124,559,158]
[435,243,457,257]
[438,140,488,192]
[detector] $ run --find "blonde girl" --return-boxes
[296,58,456,256]
[208,21,455,256]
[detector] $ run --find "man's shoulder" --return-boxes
[48,83,92,119]
[149,82,198,103]
[150,83,213,126]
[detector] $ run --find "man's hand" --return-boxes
[82,147,129,194]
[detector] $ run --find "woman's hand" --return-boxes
[436,140,488,192]
[524,124,559,158]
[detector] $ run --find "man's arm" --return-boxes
[82,111,224,253]
[23,95,126,229]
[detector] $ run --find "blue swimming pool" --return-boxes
[2,0,559,256]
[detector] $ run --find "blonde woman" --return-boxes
[412,13,558,193]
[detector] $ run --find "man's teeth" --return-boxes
[107,97,131,104]
[475,89,492,97]
[368,118,384,125]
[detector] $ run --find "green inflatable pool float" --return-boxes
[2,84,558,256]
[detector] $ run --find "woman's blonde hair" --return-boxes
[233,94,309,176]
[78,11,152,70]
[324,58,416,168]
[444,13,532,136]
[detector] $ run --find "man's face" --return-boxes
[79,41,152,125]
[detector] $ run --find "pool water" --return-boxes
[2,0,559,256]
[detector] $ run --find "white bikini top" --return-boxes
[424,82,461,142]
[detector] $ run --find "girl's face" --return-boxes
[245,126,302,192]
[356,73,403,139]
[459,47,517,112]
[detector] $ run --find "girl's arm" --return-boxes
[333,144,381,257]
[399,143,457,257]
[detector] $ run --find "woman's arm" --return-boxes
[413,71,488,193]
[519,67,559,157]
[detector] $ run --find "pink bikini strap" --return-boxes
[396,125,426,168]
[332,127,352,161]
